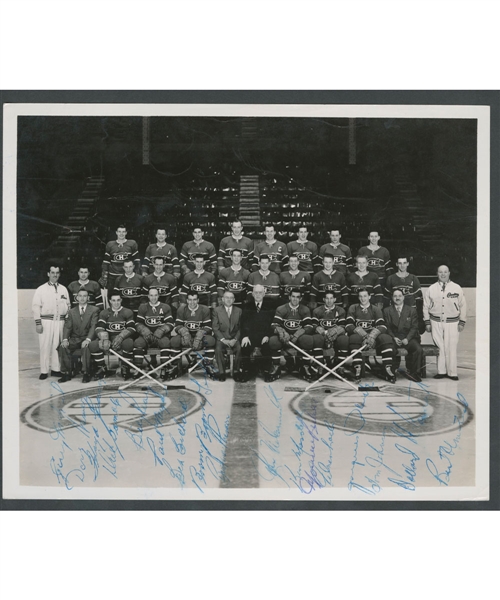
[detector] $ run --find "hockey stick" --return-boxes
[116,348,191,391]
[109,349,167,390]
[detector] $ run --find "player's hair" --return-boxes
[78,266,90,272]
[123,258,134,265]
[148,287,159,295]
[187,291,199,299]
[329,228,341,234]
[392,288,404,296]
[231,248,242,255]
[116,224,127,231]
[357,287,370,296]
[259,254,270,262]
[355,254,368,262]
[76,288,89,295]
[155,226,167,234]
[109,293,121,299]
[193,253,205,260]
[223,290,235,298]
[297,225,308,231]
[231,219,242,227]
[396,256,410,263]
[324,291,335,297]
[192,225,203,232]
[368,230,379,237]
[153,255,165,262]
[323,253,334,261]
[46,262,62,273]
[288,254,299,260]
[288,287,302,296]
[264,223,275,230]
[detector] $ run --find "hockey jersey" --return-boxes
[311,270,348,306]
[385,273,423,308]
[95,306,135,336]
[102,239,140,276]
[286,240,318,275]
[175,304,212,335]
[217,236,254,270]
[357,245,393,283]
[180,270,217,306]
[113,274,145,311]
[279,270,311,301]
[346,304,387,334]
[217,266,250,305]
[272,303,313,336]
[247,270,281,305]
[318,242,353,274]
[253,240,288,273]
[345,271,384,305]
[312,305,347,331]
[142,242,180,276]
[142,272,179,305]
[68,280,103,308]
[180,240,217,273]
[136,302,174,336]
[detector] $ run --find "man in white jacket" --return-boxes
[423,265,466,381]
[32,265,71,379]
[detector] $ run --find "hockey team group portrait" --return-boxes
[4,102,488,501]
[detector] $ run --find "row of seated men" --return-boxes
[99,223,401,300]
[57,282,424,386]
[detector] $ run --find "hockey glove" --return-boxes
[354,326,368,339]
[192,330,205,351]
[98,272,108,288]
[365,328,381,349]
[326,324,345,343]
[177,326,192,348]
[275,326,291,344]
[290,328,306,345]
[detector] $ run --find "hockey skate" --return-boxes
[265,364,281,383]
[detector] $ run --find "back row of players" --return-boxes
[73,221,423,316]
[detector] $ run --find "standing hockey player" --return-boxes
[318,229,353,274]
[180,254,217,309]
[217,248,250,307]
[357,231,393,289]
[113,259,145,319]
[100,225,140,296]
[67,266,103,308]
[217,219,254,271]
[309,254,348,310]
[253,224,288,273]
[346,255,384,308]
[279,254,311,303]
[180,226,217,274]
[32,265,71,379]
[346,288,396,384]
[384,256,424,330]
[287,226,319,276]
[423,265,466,381]
[141,227,181,279]
[247,254,281,307]
[142,256,179,309]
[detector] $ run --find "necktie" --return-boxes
[256,303,261,313]
[80,307,85,317]
[227,308,231,319]
[397,307,402,316]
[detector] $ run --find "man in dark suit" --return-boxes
[57,289,100,383]
[240,284,275,381]
[383,289,423,382]
[212,291,243,382]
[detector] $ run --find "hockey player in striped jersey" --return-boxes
[318,229,353,274]
[286,226,319,276]
[89,293,136,380]
[357,231,393,289]
[310,254,348,310]
[217,219,254,271]
[67,267,103,308]
[346,288,396,384]
[169,291,216,379]
[279,255,311,303]
[141,227,181,279]
[346,255,384,307]
[180,227,217,274]
[253,224,288,273]
[132,287,175,380]
[180,254,217,309]
[100,225,140,293]
[142,256,179,309]
[247,255,281,308]
[113,259,145,318]
[217,248,250,307]
[267,289,319,382]
[312,291,349,375]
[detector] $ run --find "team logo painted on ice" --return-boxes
[290,386,473,437]
[22,385,206,434]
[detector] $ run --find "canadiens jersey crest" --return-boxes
[228,281,244,291]
[319,318,337,328]
[109,322,125,331]
[367,257,384,268]
[145,316,163,326]
[190,283,208,293]
[284,319,301,329]
[112,252,128,262]
[185,321,201,330]
[122,287,140,296]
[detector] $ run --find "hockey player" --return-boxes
[100,225,140,293]
[67,267,103,308]
[142,256,179,309]
[32,265,71,379]
[357,231,393,289]
[312,291,349,375]
[346,288,396,384]
[113,259,145,318]
[57,289,100,384]
[217,219,254,271]
[267,289,318,382]
[318,229,353,274]
[217,248,250,307]
[287,226,319,276]
[141,227,181,279]
[179,227,217,274]
[310,254,348,310]
[89,293,136,380]
[133,287,175,380]
[253,224,288,273]
[423,265,466,381]
[346,255,384,308]
[279,255,311,303]
[169,292,216,380]
[180,254,217,309]
[247,254,281,307]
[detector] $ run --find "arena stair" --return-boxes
[239,175,261,229]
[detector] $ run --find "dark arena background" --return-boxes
[17,116,477,288]
[13,113,480,497]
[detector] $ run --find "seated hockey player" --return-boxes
[132,287,175,380]
[312,291,349,377]
[168,291,216,379]
[89,293,136,380]
[345,288,396,384]
[267,288,319,383]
